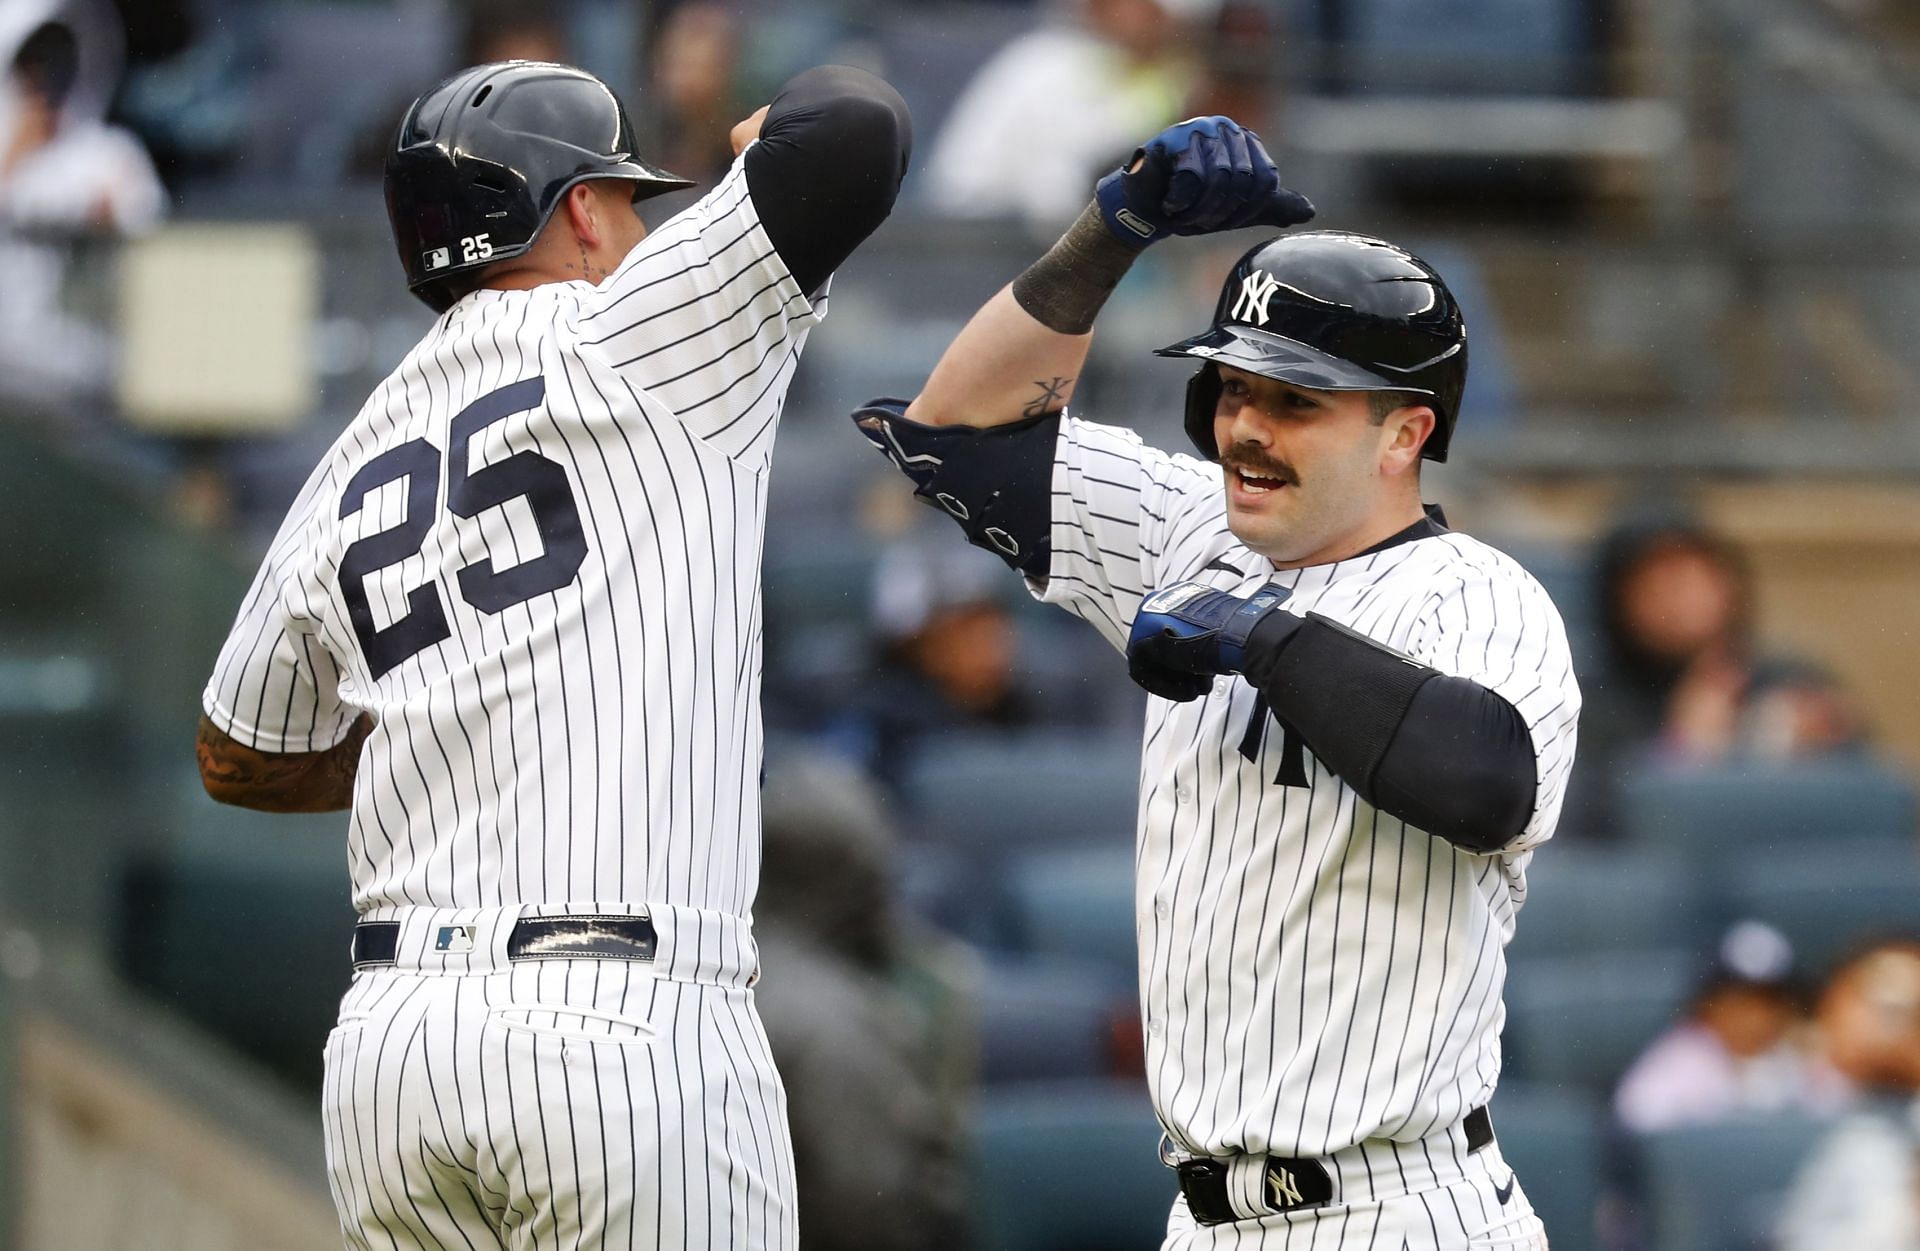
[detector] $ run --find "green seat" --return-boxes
[1504,949,1699,1092]
[1489,1082,1606,1251]
[903,731,1139,848]
[1510,845,1704,959]
[1623,761,1914,857]
[119,789,355,1092]
[973,1079,1171,1251]
[1721,839,1920,973]
[1005,844,1136,974]
[1634,1112,1828,1251]
[977,956,1132,1086]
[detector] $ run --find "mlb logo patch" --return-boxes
[423,246,451,271]
[435,925,477,953]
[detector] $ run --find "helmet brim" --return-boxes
[1153,325,1435,398]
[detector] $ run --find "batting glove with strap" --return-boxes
[1095,116,1315,250]
[1127,580,1292,702]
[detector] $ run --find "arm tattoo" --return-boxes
[196,713,375,813]
[1023,376,1073,417]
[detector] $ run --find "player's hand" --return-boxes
[1095,117,1315,250]
[1126,581,1291,701]
[731,106,770,155]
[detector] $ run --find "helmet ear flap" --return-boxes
[1184,363,1222,461]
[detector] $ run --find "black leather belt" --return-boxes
[351,915,658,968]
[1176,1106,1494,1224]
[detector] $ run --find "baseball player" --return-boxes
[855,117,1579,1248]
[194,61,910,1249]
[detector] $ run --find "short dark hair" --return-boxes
[1366,390,1429,424]
[13,22,79,106]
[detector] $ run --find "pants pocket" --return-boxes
[486,1001,661,1046]
[1467,1209,1550,1250]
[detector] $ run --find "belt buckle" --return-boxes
[1174,1159,1237,1226]
[1177,1152,1333,1226]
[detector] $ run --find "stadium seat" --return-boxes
[972,1079,1172,1251]
[1488,1082,1606,1251]
[977,956,1133,1086]
[895,841,1017,948]
[901,731,1140,849]
[1621,760,1916,857]
[1721,839,1920,973]
[762,526,881,635]
[1633,1112,1829,1251]
[1503,949,1700,1092]
[117,785,356,1090]
[1508,844,1706,959]
[1340,0,1597,96]
[1004,844,1137,974]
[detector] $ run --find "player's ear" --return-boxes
[1380,404,1433,477]
[563,183,604,249]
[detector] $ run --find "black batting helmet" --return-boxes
[384,61,693,312]
[1157,231,1468,462]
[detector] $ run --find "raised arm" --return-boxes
[743,65,912,297]
[906,117,1315,430]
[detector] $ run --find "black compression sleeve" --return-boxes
[743,66,912,297]
[1240,612,1537,852]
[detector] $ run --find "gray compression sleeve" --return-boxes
[1009,202,1141,335]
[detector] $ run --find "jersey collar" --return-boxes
[1352,503,1450,559]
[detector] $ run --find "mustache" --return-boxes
[1221,444,1300,486]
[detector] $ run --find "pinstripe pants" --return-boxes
[323,961,797,1251]
[1162,1137,1550,1250]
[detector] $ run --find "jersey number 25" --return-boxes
[336,376,587,678]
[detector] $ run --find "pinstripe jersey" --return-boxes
[203,154,817,976]
[1037,413,1581,1161]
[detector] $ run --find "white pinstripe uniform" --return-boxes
[1037,414,1580,1249]
[202,154,816,1250]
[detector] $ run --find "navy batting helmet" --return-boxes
[1157,231,1468,462]
[384,61,692,312]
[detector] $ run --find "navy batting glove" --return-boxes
[1126,581,1291,702]
[1095,116,1316,250]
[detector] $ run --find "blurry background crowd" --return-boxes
[1,0,1919,1248]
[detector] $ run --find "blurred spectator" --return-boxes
[459,0,567,67]
[347,2,571,180]
[649,1,744,188]
[922,0,1212,228]
[822,537,1043,787]
[1184,0,1284,130]
[1615,921,1838,1133]
[1569,516,1870,837]
[1777,939,1920,1251]
[0,1,164,405]
[754,751,972,1251]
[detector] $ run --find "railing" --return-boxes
[9,948,337,1251]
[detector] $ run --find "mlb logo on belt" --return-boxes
[435,925,477,953]
[423,246,451,271]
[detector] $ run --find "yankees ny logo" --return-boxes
[1266,1163,1305,1210]
[1232,271,1284,325]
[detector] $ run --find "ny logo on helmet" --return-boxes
[1231,271,1284,325]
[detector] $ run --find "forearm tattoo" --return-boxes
[1010,201,1141,335]
[1023,376,1072,417]
[196,712,375,813]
